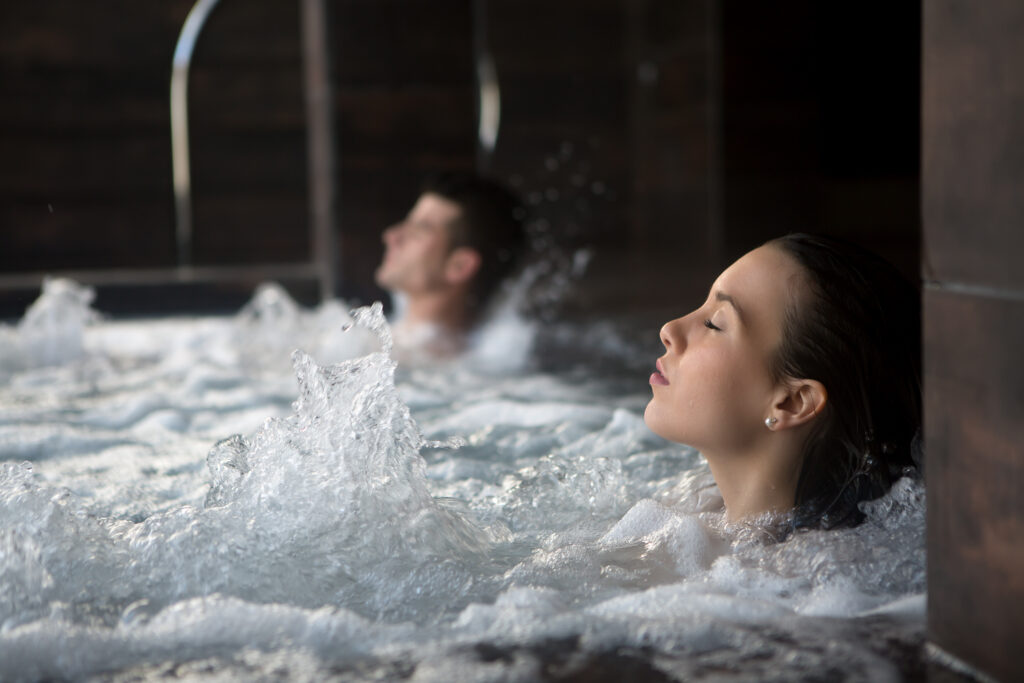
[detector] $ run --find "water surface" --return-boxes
[0,280,926,681]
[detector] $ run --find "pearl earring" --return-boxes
[765,417,778,429]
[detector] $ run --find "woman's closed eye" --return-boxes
[704,319,722,331]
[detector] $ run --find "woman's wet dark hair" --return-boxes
[767,233,922,530]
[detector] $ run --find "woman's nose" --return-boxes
[660,316,689,351]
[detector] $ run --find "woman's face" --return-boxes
[644,245,805,454]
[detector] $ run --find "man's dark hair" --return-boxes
[421,171,526,312]
[768,233,922,530]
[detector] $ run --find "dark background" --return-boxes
[0,0,919,319]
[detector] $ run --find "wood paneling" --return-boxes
[0,0,311,277]
[0,0,922,321]
[334,0,473,86]
[925,290,1024,682]
[720,0,920,273]
[924,2,1024,680]
[0,200,175,271]
[922,0,1024,290]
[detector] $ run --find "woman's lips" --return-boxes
[650,359,669,386]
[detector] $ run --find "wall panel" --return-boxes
[923,2,1024,680]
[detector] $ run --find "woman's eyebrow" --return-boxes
[715,291,745,323]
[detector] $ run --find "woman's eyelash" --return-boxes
[704,319,721,331]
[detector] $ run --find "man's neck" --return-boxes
[397,289,473,336]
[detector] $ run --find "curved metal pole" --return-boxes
[473,0,500,170]
[477,55,500,159]
[301,0,338,301]
[171,0,221,267]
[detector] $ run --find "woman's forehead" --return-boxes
[712,245,804,331]
[715,246,801,296]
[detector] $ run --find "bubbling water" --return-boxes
[0,283,926,681]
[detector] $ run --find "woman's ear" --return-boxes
[771,379,827,430]
[444,247,482,285]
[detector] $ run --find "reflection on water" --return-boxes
[0,280,925,681]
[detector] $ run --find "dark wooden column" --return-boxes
[923,2,1024,681]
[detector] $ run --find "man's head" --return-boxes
[375,172,525,324]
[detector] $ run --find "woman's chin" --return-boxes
[643,403,677,443]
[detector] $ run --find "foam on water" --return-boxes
[0,282,926,681]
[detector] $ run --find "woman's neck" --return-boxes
[704,441,804,522]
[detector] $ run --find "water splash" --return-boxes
[0,278,100,377]
[233,283,381,374]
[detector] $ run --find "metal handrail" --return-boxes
[477,54,500,157]
[473,0,500,170]
[170,0,222,268]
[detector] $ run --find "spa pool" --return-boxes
[0,280,926,681]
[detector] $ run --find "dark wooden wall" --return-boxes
[719,1,920,278]
[479,0,921,318]
[188,3,308,266]
[924,2,1024,681]
[483,0,720,314]
[0,0,475,314]
[0,1,192,272]
[1,1,919,319]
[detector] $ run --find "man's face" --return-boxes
[375,193,462,295]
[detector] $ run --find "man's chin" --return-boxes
[373,268,392,290]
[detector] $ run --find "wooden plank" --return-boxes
[0,199,175,271]
[0,68,169,131]
[191,195,309,265]
[923,0,1024,290]
[925,288,1024,683]
[486,0,625,73]
[189,132,307,191]
[0,134,173,196]
[334,0,473,86]
[334,86,475,156]
[188,67,306,129]
[0,0,194,68]
[190,2,301,65]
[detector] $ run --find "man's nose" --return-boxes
[382,223,403,246]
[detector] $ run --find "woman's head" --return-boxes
[645,234,921,528]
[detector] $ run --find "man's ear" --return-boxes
[445,247,482,285]
[770,379,827,430]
